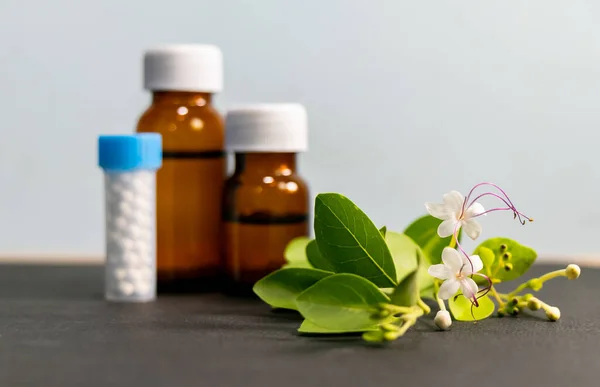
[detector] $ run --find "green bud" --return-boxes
[502,252,512,260]
[500,244,508,252]
[378,310,390,318]
[566,264,581,280]
[529,278,543,291]
[383,331,400,341]
[510,298,519,306]
[510,307,520,316]
[527,297,542,311]
[380,323,399,332]
[522,293,534,301]
[362,331,384,343]
[504,263,513,271]
[497,309,506,318]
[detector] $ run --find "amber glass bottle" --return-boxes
[223,104,309,294]
[136,45,224,292]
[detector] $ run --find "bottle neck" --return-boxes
[234,153,298,176]
[151,91,213,106]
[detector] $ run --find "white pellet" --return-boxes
[104,170,156,302]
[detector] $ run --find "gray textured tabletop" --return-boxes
[0,263,598,387]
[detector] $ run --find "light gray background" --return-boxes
[0,0,597,259]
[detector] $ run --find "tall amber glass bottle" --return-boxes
[136,45,224,292]
[223,104,309,294]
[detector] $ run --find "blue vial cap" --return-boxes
[98,134,162,171]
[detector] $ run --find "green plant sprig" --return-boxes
[253,186,581,343]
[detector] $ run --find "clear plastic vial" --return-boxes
[98,134,163,302]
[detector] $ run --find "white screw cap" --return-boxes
[143,44,223,92]
[225,103,308,152]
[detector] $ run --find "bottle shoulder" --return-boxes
[136,104,224,149]
[223,172,309,214]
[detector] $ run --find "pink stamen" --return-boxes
[453,182,532,310]
[467,192,532,225]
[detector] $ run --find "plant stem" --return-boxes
[396,308,424,337]
[538,300,553,314]
[417,299,431,314]
[397,318,417,336]
[489,286,505,306]
[538,269,568,283]
[507,269,567,299]
[433,279,446,311]
[437,297,446,311]
[449,235,457,249]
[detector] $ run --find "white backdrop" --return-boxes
[0,0,598,260]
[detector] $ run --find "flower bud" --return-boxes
[500,244,508,252]
[527,297,541,311]
[502,252,512,261]
[381,323,399,332]
[546,306,561,321]
[529,278,543,291]
[383,331,400,341]
[510,307,520,316]
[522,293,534,301]
[362,331,384,343]
[504,263,513,271]
[566,264,581,280]
[434,310,452,330]
[377,310,390,318]
[497,309,507,318]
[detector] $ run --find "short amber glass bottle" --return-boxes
[223,104,309,294]
[136,45,225,292]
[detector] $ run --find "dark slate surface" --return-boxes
[0,264,598,387]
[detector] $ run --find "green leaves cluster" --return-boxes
[254,193,447,337]
[254,192,540,340]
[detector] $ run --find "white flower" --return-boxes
[434,310,452,330]
[428,247,482,300]
[425,190,485,240]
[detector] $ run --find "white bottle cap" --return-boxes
[225,104,308,152]
[143,44,223,93]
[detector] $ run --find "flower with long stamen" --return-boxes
[427,183,533,307]
[428,247,483,301]
[461,182,533,225]
[426,183,533,242]
[425,190,485,240]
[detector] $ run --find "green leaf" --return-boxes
[449,294,495,321]
[296,273,390,330]
[282,236,312,268]
[253,268,332,310]
[306,240,334,272]
[385,231,420,282]
[314,193,397,287]
[384,230,434,298]
[473,238,537,282]
[478,246,496,276]
[379,226,387,237]
[404,215,460,265]
[416,249,434,296]
[390,269,418,307]
[298,319,378,334]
